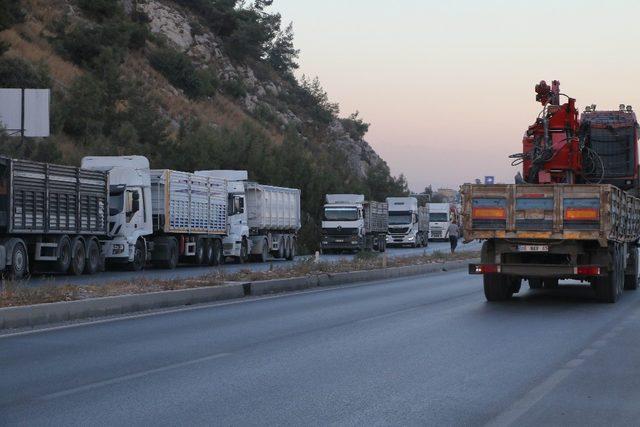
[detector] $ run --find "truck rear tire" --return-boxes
[287,238,296,261]
[194,239,206,265]
[56,237,72,274]
[161,239,178,270]
[624,247,639,290]
[258,238,269,263]
[276,237,285,259]
[203,240,214,265]
[211,239,224,266]
[595,244,623,303]
[528,278,543,289]
[84,239,101,275]
[483,274,513,301]
[8,242,28,280]
[543,278,559,289]
[70,238,86,276]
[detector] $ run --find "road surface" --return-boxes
[26,240,481,287]
[2,268,639,425]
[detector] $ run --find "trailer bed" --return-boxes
[461,184,640,245]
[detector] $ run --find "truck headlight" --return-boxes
[407,236,415,241]
[112,244,125,254]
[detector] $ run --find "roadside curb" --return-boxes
[0,258,478,330]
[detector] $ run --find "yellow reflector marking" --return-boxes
[565,208,599,221]
[472,207,506,219]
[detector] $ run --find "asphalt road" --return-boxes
[26,240,482,287]
[2,269,640,425]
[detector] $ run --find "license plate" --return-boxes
[517,245,549,252]
[335,239,344,243]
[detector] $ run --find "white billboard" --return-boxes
[0,88,50,137]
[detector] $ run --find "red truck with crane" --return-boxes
[462,80,640,303]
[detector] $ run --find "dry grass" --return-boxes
[0,251,479,308]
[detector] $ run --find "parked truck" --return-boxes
[428,203,459,241]
[321,194,388,253]
[386,197,429,247]
[148,169,228,268]
[0,156,109,279]
[195,170,301,263]
[463,80,640,303]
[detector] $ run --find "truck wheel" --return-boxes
[287,238,296,261]
[162,239,178,270]
[128,239,146,271]
[84,239,101,275]
[483,274,513,301]
[70,238,86,276]
[380,239,386,253]
[194,239,206,265]
[8,242,28,281]
[211,239,224,266]
[595,245,622,303]
[543,278,559,289]
[277,237,285,259]
[238,239,249,264]
[203,240,214,265]
[624,247,639,290]
[56,237,72,273]
[258,238,269,263]
[528,278,543,289]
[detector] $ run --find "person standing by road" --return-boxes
[446,221,460,253]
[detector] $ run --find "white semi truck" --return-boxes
[386,197,429,247]
[321,194,388,253]
[428,203,460,241]
[195,170,301,263]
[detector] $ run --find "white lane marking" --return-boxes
[485,369,573,427]
[39,352,231,401]
[579,348,598,358]
[0,270,475,339]
[564,359,584,369]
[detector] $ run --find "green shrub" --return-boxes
[221,78,246,99]
[148,48,218,99]
[0,0,24,31]
[77,0,123,22]
[0,57,51,88]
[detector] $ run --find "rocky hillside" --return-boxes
[0,0,409,251]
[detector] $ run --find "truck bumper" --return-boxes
[101,240,133,262]
[386,234,417,246]
[321,236,361,250]
[469,263,605,278]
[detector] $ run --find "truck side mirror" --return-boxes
[239,197,244,212]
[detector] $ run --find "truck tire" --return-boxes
[379,238,386,253]
[624,247,639,291]
[258,238,269,263]
[528,278,543,289]
[203,240,214,265]
[287,238,296,261]
[276,237,285,259]
[212,239,224,266]
[161,239,179,270]
[238,239,249,264]
[483,274,513,301]
[84,239,101,275]
[55,237,72,274]
[543,278,559,289]
[194,239,206,265]
[128,239,146,271]
[595,244,623,303]
[8,242,28,281]
[284,237,291,260]
[70,238,86,276]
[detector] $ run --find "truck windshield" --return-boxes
[388,211,412,225]
[430,213,448,222]
[324,207,359,221]
[109,191,124,216]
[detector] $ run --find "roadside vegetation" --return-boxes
[0,251,479,308]
[0,0,409,253]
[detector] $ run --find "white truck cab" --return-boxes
[428,203,458,241]
[81,156,153,269]
[386,197,429,247]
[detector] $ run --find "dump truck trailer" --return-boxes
[0,156,108,279]
[149,169,228,268]
[462,183,640,302]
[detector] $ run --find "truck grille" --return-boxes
[324,227,358,236]
[389,227,410,234]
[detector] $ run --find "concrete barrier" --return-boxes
[0,283,245,330]
[0,258,479,330]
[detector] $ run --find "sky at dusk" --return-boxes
[274,0,640,192]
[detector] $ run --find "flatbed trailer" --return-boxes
[462,183,640,302]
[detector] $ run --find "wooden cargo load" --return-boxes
[461,184,640,245]
[0,157,108,235]
[150,170,227,235]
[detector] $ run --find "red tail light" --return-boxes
[575,266,601,276]
[470,264,501,274]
